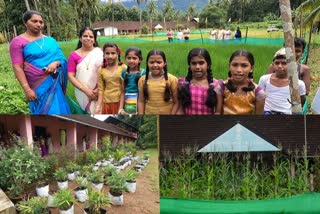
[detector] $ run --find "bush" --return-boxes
[141,25,149,34]
[0,143,49,197]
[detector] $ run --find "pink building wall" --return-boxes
[0,115,136,153]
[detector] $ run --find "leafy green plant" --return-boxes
[101,136,113,154]
[143,152,150,160]
[124,169,139,182]
[106,171,127,196]
[54,168,68,182]
[85,190,111,214]
[75,176,90,190]
[0,143,49,197]
[113,149,125,164]
[102,165,117,177]
[53,189,75,211]
[65,161,78,173]
[89,171,104,184]
[16,197,48,214]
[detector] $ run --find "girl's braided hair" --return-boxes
[143,49,171,102]
[226,49,255,93]
[102,42,123,68]
[178,48,217,111]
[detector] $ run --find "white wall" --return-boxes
[103,27,118,36]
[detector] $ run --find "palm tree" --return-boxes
[296,0,320,63]
[136,0,147,34]
[296,0,320,27]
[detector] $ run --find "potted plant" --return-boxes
[35,179,49,197]
[0,143,48,203]
[102,165,117,178]
[65,161,78,181]
[54,168,68,189]
[74,176,89,203]
[106,171,127,206]
[53,189,75,214]
[88,171,104,191]
[124,169,139,193]
[143,152,150,164]
[16,196,49,214]
[84,189,111,214]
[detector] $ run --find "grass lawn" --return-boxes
[1,27,319,114]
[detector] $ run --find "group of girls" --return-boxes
[68,26,306,115]
[10,11,303,115]
[67,27,259,115]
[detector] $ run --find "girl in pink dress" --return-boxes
[177,48,222,115]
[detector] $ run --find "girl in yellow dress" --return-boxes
[216,50,266,115]
[95,43,127,114]
[138,49,179,114]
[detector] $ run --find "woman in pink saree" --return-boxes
[67,27,103,114]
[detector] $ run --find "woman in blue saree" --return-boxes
[9,10,70,114]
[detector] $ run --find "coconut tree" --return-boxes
[296,0,320,28]
[69,0,100,30]
[296,0,320,63]
[146,0,158,34]
[163,0,175,25]
[136,0,148,33]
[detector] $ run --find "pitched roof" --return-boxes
[52,115,137,139]
[198,123,280,152]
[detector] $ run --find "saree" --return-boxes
[74,47,103,113]
[23,36,70,114]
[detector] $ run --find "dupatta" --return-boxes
[74,47,103,113]
[23,36,70,114]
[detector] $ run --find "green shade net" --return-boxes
[160,193,320,214]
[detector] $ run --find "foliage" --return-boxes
[0,44,29,114]
[51,147,75,167]
[113,149,126,163]
[143,152,150,160]
[53,189,75,210]
[65,161,78,173]
[141,24,150,34]
[75,176,90,189]
[88,171,104,184]
[101,135,113,154]
[106,171,128,195]
[160,148,313,200]
[138,116,157,148]
[124,169,139,182]
[199,4,226,27]
[85,190,111,214]
[0,143,49,197]
[54,168,68,182]
[102,165,117,177]
[77,150,98,165]
[16,197,48,214]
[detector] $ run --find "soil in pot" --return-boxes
[74,187,88,203]
[83,207,107,214]
[36,182,49,197]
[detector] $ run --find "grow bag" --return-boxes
[160,193,320,214]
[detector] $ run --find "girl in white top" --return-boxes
[258,48,306,114]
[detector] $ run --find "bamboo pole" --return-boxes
[279,0,302,113]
